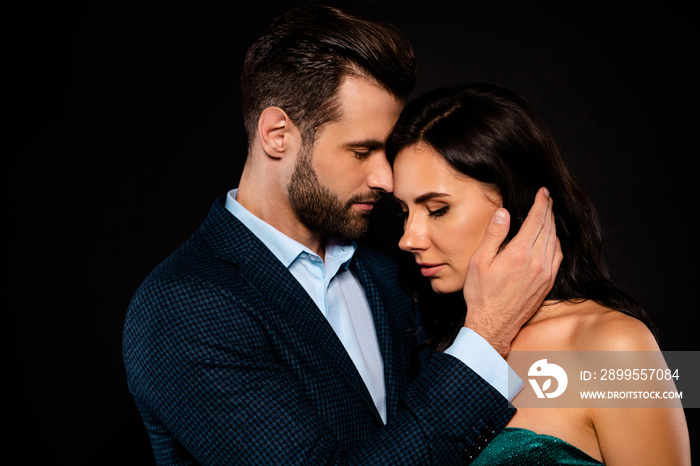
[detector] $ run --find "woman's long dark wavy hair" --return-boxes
[386,83,657,351]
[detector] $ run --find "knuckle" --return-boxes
[484,226,502,239]
[530,257,546,275]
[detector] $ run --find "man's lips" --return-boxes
[351,195,381,211]
[353,202,375,211]
[417,263,446,277]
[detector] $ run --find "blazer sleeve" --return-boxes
[124,269,514,465]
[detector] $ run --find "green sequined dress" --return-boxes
[471,428,604,465]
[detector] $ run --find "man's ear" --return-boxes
[258,107,298,159]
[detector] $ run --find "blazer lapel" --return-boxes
[350,251,406,420]
[201,197,381,422]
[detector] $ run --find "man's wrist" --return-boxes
[444,328,523,401]
[463,316,512,358]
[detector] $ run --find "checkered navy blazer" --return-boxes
[123,196,514,465]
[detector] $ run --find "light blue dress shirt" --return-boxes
[225,189,522,421]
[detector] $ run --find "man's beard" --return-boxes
[287,146,381,240]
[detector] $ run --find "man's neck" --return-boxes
[235,184,326,259]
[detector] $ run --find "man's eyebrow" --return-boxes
[345,139,385,149]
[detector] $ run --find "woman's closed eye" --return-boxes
[427,205,449,217]
[394,205,449,218]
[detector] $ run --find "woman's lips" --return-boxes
[418,263,446,277]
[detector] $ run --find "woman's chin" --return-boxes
[429,279,462,295]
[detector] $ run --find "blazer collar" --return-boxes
[199,196,397,424]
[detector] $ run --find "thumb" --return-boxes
[476,208,510,261]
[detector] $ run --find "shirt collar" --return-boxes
[224,189,357,269]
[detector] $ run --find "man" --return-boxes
[123,5,561,464]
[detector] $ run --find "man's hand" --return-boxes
[463,187,563,357]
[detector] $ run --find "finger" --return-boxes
[543,202,558,263]
[542,208,561,292]
[473,207,511,263]
[531,192,555,258]
[553,237,563,273]
[545,237,564,296]
[513,187,550,247]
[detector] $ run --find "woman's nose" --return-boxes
[398,215,429,252]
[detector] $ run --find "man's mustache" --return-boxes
[347,191,383,206]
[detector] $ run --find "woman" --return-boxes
[387,83,690,465]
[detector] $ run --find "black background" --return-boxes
[11,0,698,463]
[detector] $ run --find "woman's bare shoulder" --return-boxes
[516,300,658,352]
[566,300,658,352]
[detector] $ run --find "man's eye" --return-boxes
[353,150,371,158]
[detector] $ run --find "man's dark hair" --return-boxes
[240,5,416,145]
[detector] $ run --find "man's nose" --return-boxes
[366,153,393,193]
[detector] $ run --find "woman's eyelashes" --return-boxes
[427,205,449,217]
[395,205,450,218]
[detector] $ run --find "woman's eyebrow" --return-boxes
[414,192,450,204]
[391,192,450,205]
